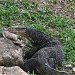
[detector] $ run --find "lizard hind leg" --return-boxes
[36,57,56,75]
[48,58,56,69]
[36,57,69,75]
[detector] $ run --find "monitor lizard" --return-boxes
[4,25,69,75]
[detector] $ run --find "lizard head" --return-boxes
[4,25,27,37]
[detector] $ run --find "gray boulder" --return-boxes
[0,66,28,75]
[0,38,23,67]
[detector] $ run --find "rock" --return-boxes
[0,38,23,67]
[2,31,18,41]
[2,31,25,47]
[64,64,73,73]
[73,67,75,72]
[64,64,73,70]
[0,66,28,75]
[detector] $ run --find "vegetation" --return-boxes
[0,0,75,62]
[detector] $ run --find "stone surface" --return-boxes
[73,67,75,73]
[0,66,28,75]
[2,31,25,47]
[0,38,23,67]
[64,64,73,70]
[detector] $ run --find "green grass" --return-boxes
[28,70,36,75]
[0,0,75,62]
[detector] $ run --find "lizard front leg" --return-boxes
[22,58,38,72]
[24,46,39,59]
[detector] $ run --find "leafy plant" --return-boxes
[28,70,36,75]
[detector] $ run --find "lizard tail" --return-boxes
[45,63,69,75]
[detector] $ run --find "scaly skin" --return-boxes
[23,46,69,75]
